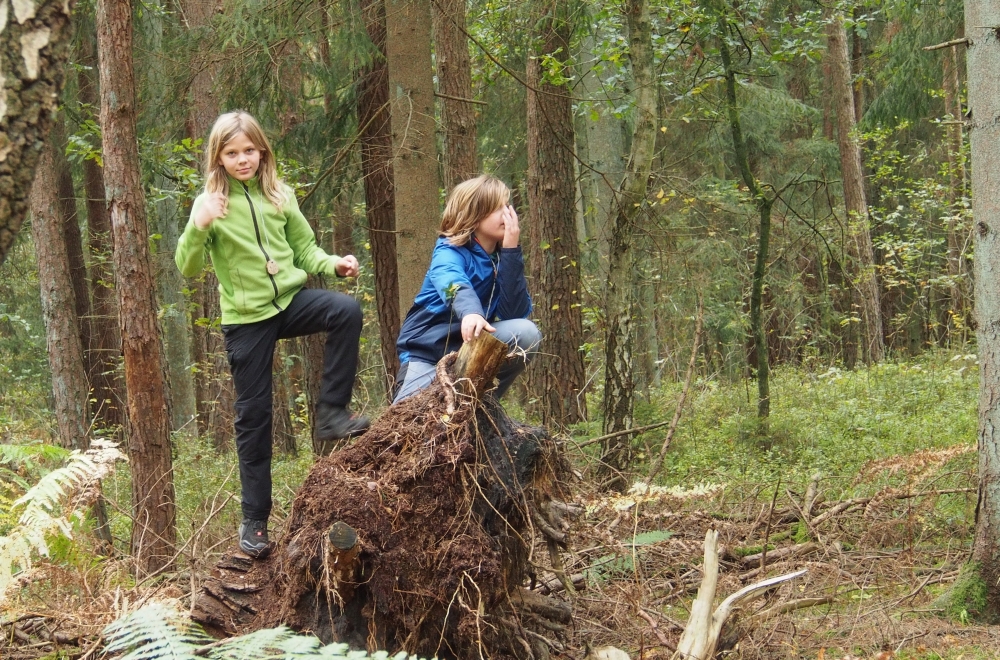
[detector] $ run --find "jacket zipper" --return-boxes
[241,182,282,311]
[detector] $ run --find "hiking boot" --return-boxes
[239,518,271,559]
[316,404,370,442]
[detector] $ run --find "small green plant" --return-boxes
[0,440,125,602]
[933,561,988,622]
[103,602,431,660]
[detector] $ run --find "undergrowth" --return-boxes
[578,350,978,499]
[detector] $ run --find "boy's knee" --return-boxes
[508,319,542,356]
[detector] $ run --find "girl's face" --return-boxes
[218,132,261,181]
[474,205,507,250]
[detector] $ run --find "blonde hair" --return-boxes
[440,175,511,246]
[204,111,287,209]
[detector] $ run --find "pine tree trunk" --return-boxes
[0,0,76,265]
[358,0,401,391]
[31,139,91,450]
[526,2,587,425]
[432,0,477,191]
[53,119,92,370]
[97,0,177,575]
[385,0,442,314]
[943,42,966,331]
[181,0,230,443]
[600,0,656,483]
[77,29,125,434]
[967,0,1000,617]
[719,15,773,419]
[576,33,625,269]
[827,11,884,364]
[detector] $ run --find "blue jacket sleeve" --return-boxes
[427,243,485,320]
[495,246,532,320]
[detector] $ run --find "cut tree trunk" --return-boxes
[193,333,576,659]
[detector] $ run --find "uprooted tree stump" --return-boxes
[193,333,578,660]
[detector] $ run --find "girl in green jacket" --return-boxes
[175,111,369,559]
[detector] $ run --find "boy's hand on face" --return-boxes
[194,192,228,230]
[335,255,360,278]
[502,204,520,248]
[462,313,496,342]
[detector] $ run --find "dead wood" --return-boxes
[673,530,807,660]
[191,333,576,659]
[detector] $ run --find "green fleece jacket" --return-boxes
[175,176,342,325]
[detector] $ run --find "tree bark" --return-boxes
[358,0,401,392]
[827,11,884,364]
[526,2,587,426]
[52,119,92,371]
[943,41,967,331]
[77,27,124,434]
[576,32,625,269]
[0,0,76,265]
[385,0,442,314]
[600,0,656,484]
[719,15,773,419]
[968,0,1000,617]
[181,0,230,444]
[97,0,177,575]
[432,0,477,191]
[30,139,91,451]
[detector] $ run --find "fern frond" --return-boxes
[103,601,210,660]
[101,603,429,660]
[0,439,126,603]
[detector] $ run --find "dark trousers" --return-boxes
[223,288,362,520]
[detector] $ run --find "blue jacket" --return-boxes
[397,237,532,365]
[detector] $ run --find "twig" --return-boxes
[923,37,970,51]
[434,91,488,106]
[760,478,781,571]
[637,608,677,651]
[647,299,704,482]
[575,420,674,449]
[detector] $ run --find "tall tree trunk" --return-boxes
[77,28,125,434]
[577,32,625,269]
[526,1,587,425]
[967,1,1000,617]
[599,0,656,485]
[0,0,76,265]
[181,0,231,444]
[358,0,401,392]
[827,10,884,364]
[385,0,442,314]
[31,139,91,450]
[943,41,967,332]
[53,119,92,369]
[97,0,176,575]
[719,15,773,419]
[432,0,477,190]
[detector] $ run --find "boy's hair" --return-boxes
[440,175,511,246]
[204,111,287,209]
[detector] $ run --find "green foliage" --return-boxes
[0,441,125,603]
[932,562,988,622]
[103,602,430,660]
[631,350,975,498]
[584,529,674,583]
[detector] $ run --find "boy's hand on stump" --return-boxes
[194,192,228,230]
[336,255,360,278]
[502,204,520,248]
[462,313,496,342]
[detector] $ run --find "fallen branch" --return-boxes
[673,530,806,660]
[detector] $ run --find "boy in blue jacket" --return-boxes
[394,175,541,403]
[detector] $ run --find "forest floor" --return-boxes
[1,352,994,659]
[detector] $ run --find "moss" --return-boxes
[932,561,988,622]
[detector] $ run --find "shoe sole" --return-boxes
[240,541,272,559]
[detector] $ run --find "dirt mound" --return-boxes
[194,347,574,660]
